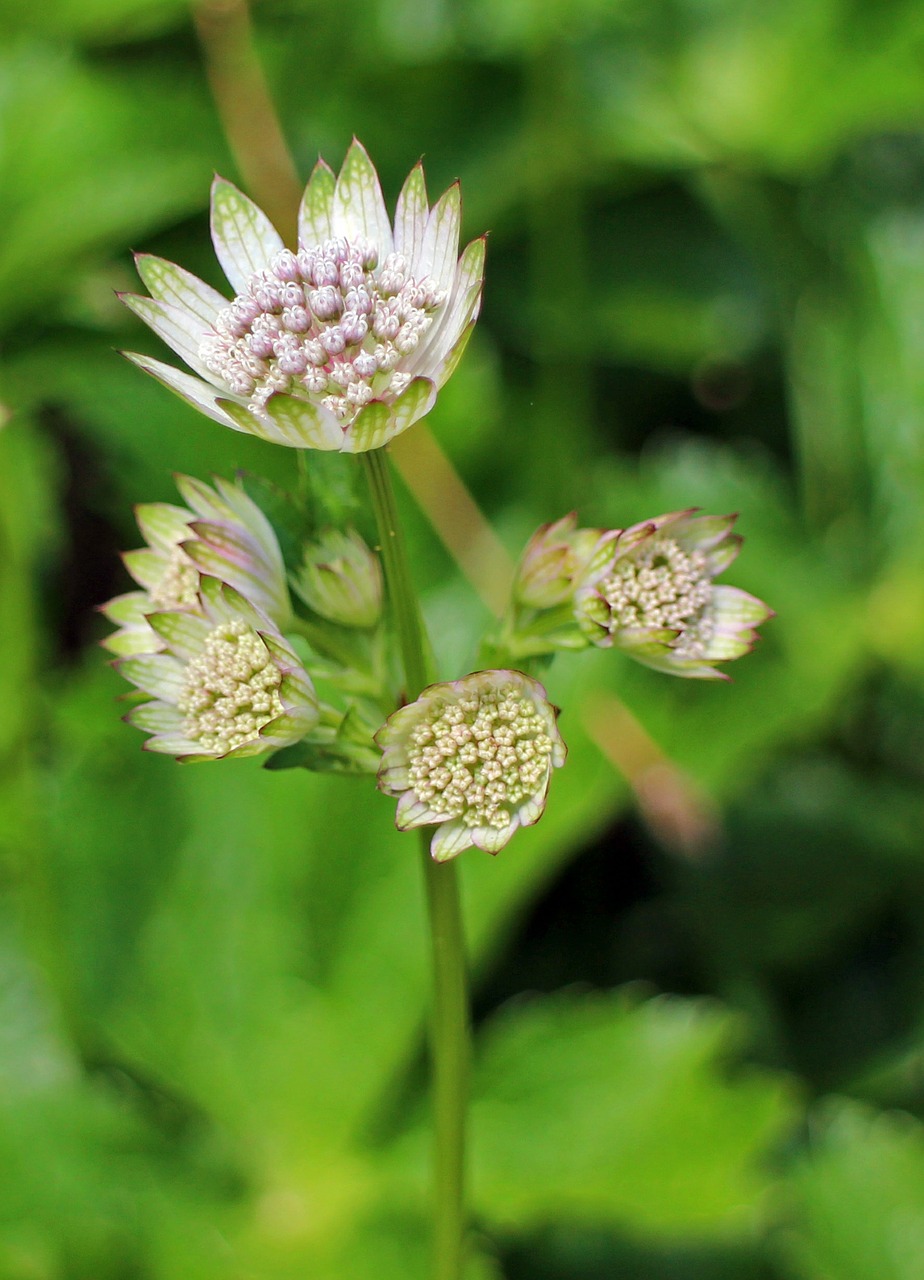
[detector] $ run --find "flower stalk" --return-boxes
[360,447,470,1280]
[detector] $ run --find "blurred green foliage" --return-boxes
[3,0,924,1275]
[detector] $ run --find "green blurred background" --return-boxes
[3,0,924,1275]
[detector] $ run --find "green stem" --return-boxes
[360,447,470,1280]
[361,449,429,699]
[420,826,469,1280]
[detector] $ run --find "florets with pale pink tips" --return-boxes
[198,237,446,423]
[120,139,485,453]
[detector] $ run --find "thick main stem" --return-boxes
[361,448,470,1280]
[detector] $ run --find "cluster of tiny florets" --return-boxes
[178,618,283,753]
[149,545,199,610]
[199,236,446,422]
[406,684,555,831]
[600,537,715,656]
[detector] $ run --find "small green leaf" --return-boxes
[471,991,796,1234]
[785,1099,924,1280]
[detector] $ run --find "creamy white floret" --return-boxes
[599,536,715,657]
[149,544,200,610]
[178,618,284,754]
[405,683,556,831]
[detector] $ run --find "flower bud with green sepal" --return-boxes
[513,512,601,610]
[489,514,601,663]
[293,527,383,629]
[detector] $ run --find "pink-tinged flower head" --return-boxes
[121,140,485,453]
[375,670,566,861]
[100,475,291,656]
[574,510,772,678]
[116,577,318,762]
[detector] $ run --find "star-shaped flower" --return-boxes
[121,140,485,452]
[116,577,318,761]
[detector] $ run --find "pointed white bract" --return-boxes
[117,578,318,762]
[100,475,291,656]
[375,670,566,861]
[573,510,772,679]
[121,140,485,452]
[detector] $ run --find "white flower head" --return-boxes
[116,577,318,762]
[375,670,566,861]
[574,509,772,679]
[121,139,485,453]
[100,474,291,655]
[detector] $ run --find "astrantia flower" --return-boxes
[574,509,772,678]
[121,140,485,453]
[375,670,566,861]
[116,577,318,761]
[100,474,291,655]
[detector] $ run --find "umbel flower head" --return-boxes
[121,140,485,453]
[376,670,566,861]
[116,577,318,762]
[574,509,772,679]
[100,474,291,656]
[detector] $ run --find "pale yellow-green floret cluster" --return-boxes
[178,618,284,753]
[406,683,555,831]
[149,545,200,611]
[600,537,714,656]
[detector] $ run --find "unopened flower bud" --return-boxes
[513,512,602,609]
[294,528,383,629]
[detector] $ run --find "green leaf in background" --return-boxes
[0,44,218,334]
[471,991,796,1233]
[783,1099,924,1280]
